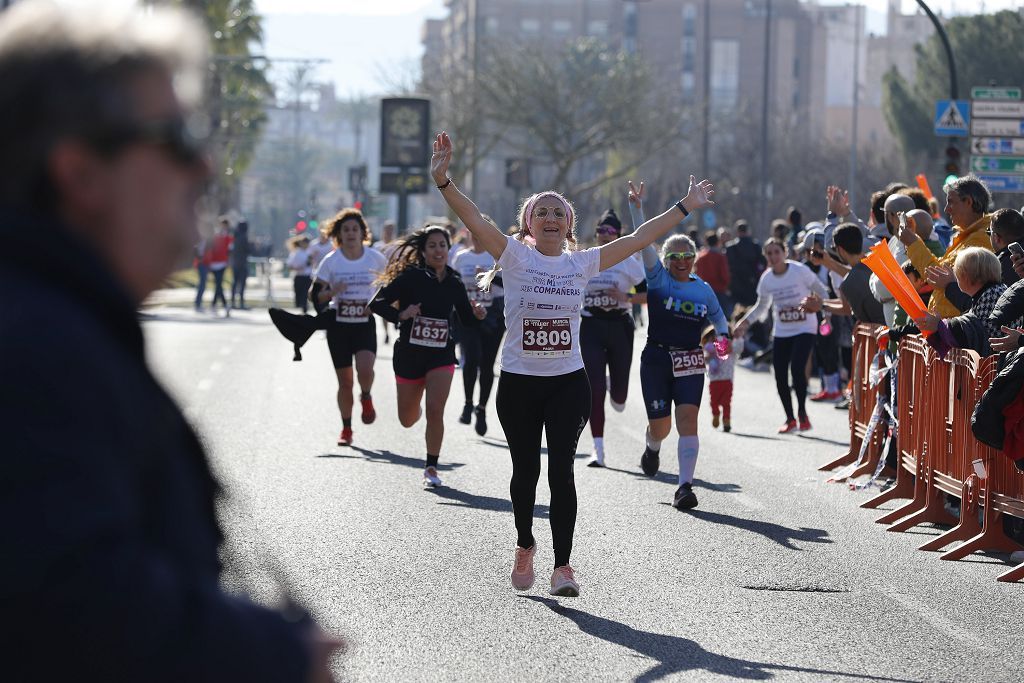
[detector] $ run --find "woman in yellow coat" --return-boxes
[899,176,994,318]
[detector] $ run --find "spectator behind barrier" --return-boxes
[899,175,994,318]
[913,248,1012,357]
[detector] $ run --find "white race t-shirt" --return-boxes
[582,253,644,316]
[497,236,602,376]
[286,247,312,276]
[748,260,826,338]
[452,248,503,307]
[309,239,335,272]
[313,247,387,323]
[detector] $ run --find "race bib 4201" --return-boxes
[670,349,705,377]
[410,316,450,348]
[778,306,807,323]
[522,318,572,357]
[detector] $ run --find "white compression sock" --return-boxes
[678,435,699,486]
[610,399,626,413]
[645,428,662,452]
[593,437,605,463]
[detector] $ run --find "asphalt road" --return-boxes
[142,306,1023,683]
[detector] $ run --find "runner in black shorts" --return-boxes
[369,226,485,488]
[269,208,385,446]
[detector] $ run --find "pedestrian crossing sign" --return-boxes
[934,100,970,137]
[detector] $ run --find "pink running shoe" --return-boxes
[549,565,580,597]
[511,545,535,591]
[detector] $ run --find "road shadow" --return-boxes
[796,433,850,447]
[479,438,586,459]
[427,485,549,518]
[138,311,269,326]
[601,466,741,494]
[686,509,832,551]
[522,596,915,683]
[725,431,780,441]
[317,446,465,472]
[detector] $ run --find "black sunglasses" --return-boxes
[88,118,206,165]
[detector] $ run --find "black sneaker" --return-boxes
[474,407,488,436]
[640,446,660,476]
[459,404,473,425]
[673,483,698,510]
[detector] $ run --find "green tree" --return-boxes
[163,0,274,211]
[883,10,1024,162]
[475,38,679,198]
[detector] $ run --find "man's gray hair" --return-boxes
[0,0,207,210]
[942,174,993,215]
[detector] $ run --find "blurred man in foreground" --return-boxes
[0,2,339,681]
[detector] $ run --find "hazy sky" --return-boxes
[255,0,1019,96]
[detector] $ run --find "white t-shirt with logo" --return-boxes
[582,253,644,316]
[748,260,827,338]
[497,235,602,376]
[313,247,387,323]
[452,248,503,307]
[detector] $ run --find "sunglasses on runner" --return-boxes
[596,226,620,236]
[532,207,567,220]
[665,251,696,261]
[88,117,206,165]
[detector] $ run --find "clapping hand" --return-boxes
[925,264,954,289]
[897,212,919,247]
[827,185,850,217]
[990,325,1022,353]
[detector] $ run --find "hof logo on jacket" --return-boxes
[662,296,708,317]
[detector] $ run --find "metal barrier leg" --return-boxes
[920,478,979,552]
[940,511,1023,561]
[862,463,913,509]
[997,561,1024,582]
[819,447,857,472]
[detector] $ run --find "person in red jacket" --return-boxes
[695,230,732,317]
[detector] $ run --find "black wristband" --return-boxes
[437,177,452,190]
[675,200,689,217]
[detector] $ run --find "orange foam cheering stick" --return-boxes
[915,173,934,201]
[862,240,933,337]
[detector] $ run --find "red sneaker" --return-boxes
[799,417,812,431]
[337,427,353,446]
[360,396,376,424]
[810,390,841,402]
[777,419,798,434]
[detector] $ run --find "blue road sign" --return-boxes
[977,174,1024,193]
[935,100,970,137]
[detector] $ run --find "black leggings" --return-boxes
[231,263,247,306]
[580,315,634,438]
[293,275,312,313]
[497,369,590,568]
[772,333,815,421]
[814,323,839,375]
[460,306,504,408]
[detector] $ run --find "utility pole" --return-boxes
[701,0,711,183]
[849,5,861,205]
[758,0,773,235]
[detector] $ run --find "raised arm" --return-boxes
[599,175,713,271]
[626,181,661,270]
[431,132,506,260]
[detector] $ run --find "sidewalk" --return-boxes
[143,275,295,309]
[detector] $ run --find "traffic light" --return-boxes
[944,145,961,185]
[354,200,363,210]
[294,220,307,232]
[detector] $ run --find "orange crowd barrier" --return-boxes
[835,324,1024,582]
[818,323,885,479]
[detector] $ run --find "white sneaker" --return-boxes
[586,454,605,468]
[550,565,580,597]
[423,466,442,488]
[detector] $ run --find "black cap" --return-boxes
[597,208,621,232]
